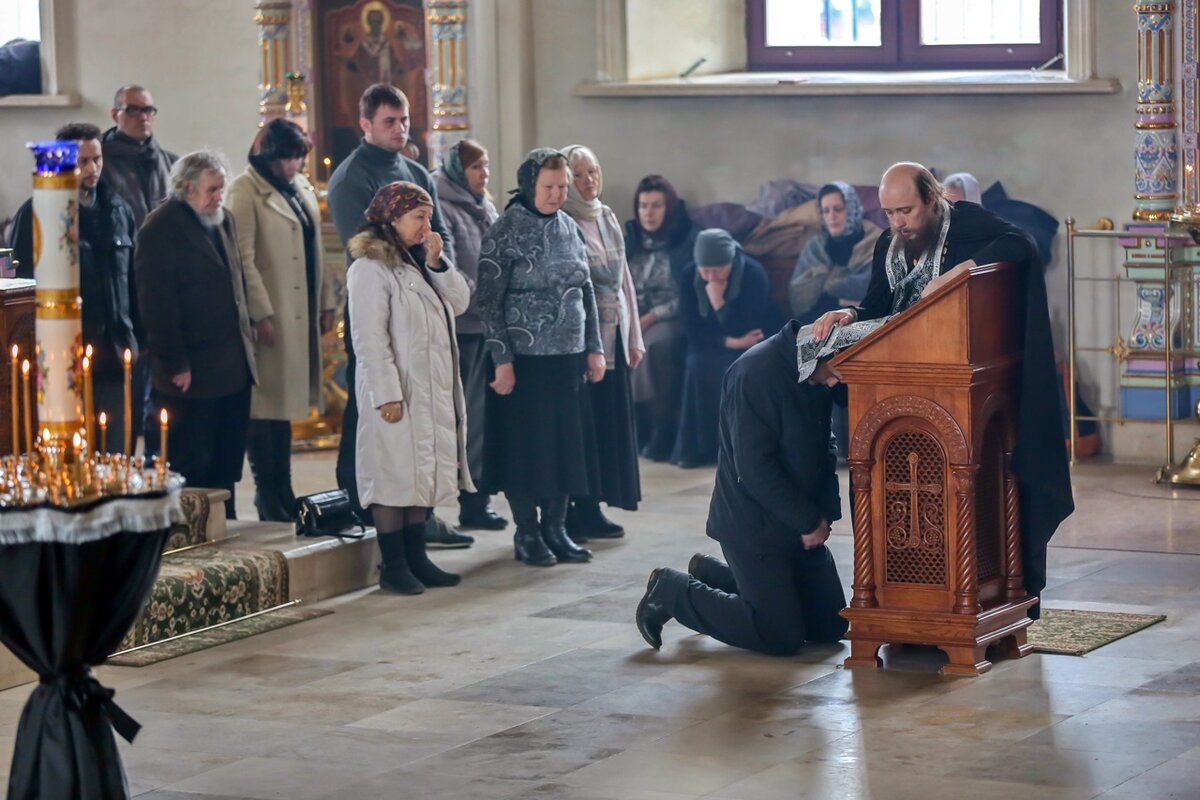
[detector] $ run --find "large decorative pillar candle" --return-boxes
[28,141,83,440]
[426,0,472,168]
[1135,2,1179,221]
[255,0,293,124]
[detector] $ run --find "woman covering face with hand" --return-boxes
[346,181,474,595]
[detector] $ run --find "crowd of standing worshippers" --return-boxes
[4,79,1003,600]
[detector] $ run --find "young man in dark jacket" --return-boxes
[11,122,141,452]
[636,320,849,656]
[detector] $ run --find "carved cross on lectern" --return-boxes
[886,451,942,549]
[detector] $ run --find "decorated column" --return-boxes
[1135,2,1178,221]
[255,0,293,124]
[426,0,472,168]
[28,141,82,440]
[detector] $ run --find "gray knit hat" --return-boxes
[693,228,737,267]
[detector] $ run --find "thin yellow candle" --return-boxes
[99,411,107,454]
[82,346,94,453]
[159,408,169,471]
[20,359,31,454]
[10,344,18,454]
[122,348,132,456]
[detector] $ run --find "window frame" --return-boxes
[0,0,75,107]
[746,0,1064,72]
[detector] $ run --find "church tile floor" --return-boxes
[2,457,1199,798]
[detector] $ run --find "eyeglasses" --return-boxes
[118,105,158,117]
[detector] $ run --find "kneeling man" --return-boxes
[636,320,849,656]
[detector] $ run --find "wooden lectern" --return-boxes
[831,261,1036,676]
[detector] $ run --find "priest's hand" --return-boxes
[255,317,277,347]
[172,370,192,392]
[812,309,855,342]
[586,352,607,383]
[806,359,843,387]
[920,259,977,299]
[490,362,516,395]
[801,517,831,550]
[378,401,404,423]
[320,310,336,335]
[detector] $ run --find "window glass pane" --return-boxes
[765,0,882,47]
[920,0,1042,46]
[0,0,41,43]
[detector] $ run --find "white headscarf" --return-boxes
[944,172,982,205]
[561,144,605,221]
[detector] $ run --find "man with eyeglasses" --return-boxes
[101,85,177,227]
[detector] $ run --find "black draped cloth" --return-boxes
[855,201,1075,616]
[0,492,180,800]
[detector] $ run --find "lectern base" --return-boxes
[840,596,1038,677]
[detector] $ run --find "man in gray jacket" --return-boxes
[327,83,471,548]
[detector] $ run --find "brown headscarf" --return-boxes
[366,181,433,224]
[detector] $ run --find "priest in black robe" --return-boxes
[808,161,1073,617]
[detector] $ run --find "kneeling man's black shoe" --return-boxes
[636,568,672,650]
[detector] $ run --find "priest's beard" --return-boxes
[198,207,225,228]
[897,213,941,262]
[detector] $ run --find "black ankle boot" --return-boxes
[403,521,460,587]
[567,498,624,540]
[510,495,556,567]
[636,568,674,649]
[541,497,593,563]
[641,422,675,463]
[377,530,424,595]
[459,491,508,530]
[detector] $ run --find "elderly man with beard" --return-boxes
[636,162,1073,655]
[135,150,257,519]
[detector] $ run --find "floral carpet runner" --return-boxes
[1028,608,1166,656]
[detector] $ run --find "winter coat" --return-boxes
[434,170,498,335]
[99,128,177,228]
[707,321,841,552]
[347,229,476,508]
[226,166,340,420]
[135,200,257,398]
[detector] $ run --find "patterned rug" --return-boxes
[116,546,290,652]
[1028,608,1166,656]
[108,607,331,667]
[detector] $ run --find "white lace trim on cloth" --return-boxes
[796,318,891,383]
[0,490,184,546]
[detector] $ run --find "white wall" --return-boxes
[0,0,260,224]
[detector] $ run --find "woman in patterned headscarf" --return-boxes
[787,181,883,325]
[347,180,473,595]
[476,148,604,568]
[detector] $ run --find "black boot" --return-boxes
[458,490,508,530]
[376,530,425,595]
[566,498,625,540]
[641,420,675,463]
[636,568,673,650]
[510,494,556,567]
[403,521,461,587]
[541,497,593,563]
[247,421,291,522]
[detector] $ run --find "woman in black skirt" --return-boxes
[561,144,643,540]
[475,148,604,566]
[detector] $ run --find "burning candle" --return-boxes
[72,431,82,464]
[10,344,18,454]
[159,408,169,471]
[20,359,31,454]
[99,411,107,454]
[122,348,132,456]
[82,345,94,453]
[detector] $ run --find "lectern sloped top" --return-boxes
[831,261,1022,387]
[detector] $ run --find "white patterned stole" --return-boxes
[883,209,953,314]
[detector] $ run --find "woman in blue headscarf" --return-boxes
[787,181,882,325]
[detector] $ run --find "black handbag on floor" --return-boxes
[294,490,366,539]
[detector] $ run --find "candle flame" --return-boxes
[72,432,81,448]
[84,344,93,358]
[160,408,169,424]
[10,344,16,361]
[42,427,49,441]
[323,156,331,167]
[99,411,107,426]
[82,356,90,371]
[21,360,29,376]
[123,349,132,365]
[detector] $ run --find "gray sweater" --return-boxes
[326,139,455,263]
[476,203,602,365]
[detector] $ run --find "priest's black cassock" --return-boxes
[855,200,1074,615]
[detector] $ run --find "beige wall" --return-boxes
[625,0,744,80]
[0,0,260,226]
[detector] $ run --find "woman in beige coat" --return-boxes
[347,181,473,595]
[227,119,339,521]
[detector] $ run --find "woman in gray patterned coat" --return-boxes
[476,149,604,567]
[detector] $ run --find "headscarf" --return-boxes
[561,144,604,221]
[944,172,982,204]
[817,181,865,244]
[366,180,432,224]
[441,139,486,204]
[506,147,566,213]
[693,228,738,267]
[630,174,689,250]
